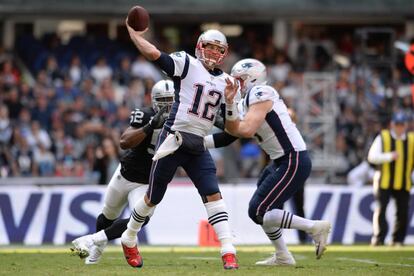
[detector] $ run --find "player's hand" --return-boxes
[392,151,399,160]
[125,18,148,39]
[149,106,168,129]
[224,77,239,104]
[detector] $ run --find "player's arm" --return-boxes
[120,107,167,150]
[204,131,238,149]
[120,126,150,150]
[223,78,272,138]
[226,101,272,138]
[125,19,177,77]
[125,18,160,61]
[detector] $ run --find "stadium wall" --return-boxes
[0,184,413,245]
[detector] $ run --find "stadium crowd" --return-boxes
[0,27,412,184]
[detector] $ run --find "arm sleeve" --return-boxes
[153,52,175,78]
[367,135,395,164]
[205,132,238,149]
[169,51,190,78]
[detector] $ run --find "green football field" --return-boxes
[1,245,413,275]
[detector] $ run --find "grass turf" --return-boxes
[0,245,413,275]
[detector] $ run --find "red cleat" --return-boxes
[222,253,239,270]
[121,242,143,268]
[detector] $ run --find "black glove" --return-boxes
[149,105,168,129]
[213,115,225,130]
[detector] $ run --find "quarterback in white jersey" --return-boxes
[120,19,239,270]
[224,58,331,266]
[164,51,230,137]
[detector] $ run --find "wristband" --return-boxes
[225,103,239,121]
[143,123,153,135]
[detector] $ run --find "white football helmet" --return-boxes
[151,80,175,112]
[195,29,228,68]
[231,58,267,95]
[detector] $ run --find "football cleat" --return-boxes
[122,242,143,268]
[84,241,107,265]
[221,253,239,270]
[255,251,296,266]
[71,235,94,259]
[308,220,331,259]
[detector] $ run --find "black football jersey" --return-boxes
[119,106,159,184]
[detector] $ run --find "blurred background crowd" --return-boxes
[0,3,413,185]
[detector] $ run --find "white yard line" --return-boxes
[337,257,414,267]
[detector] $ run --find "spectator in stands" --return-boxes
[269,51,291,84]
[26,120,52,150]
[122,78,145,111]
[34,142,55,176]
[44,55,63,86]
[66,54,88,87]
[31,94,53,131]
[0,143,13,177]
[4,87,23,121]
[18,82,35,109]
[90,56,113,84]
[0,59,20,89]
[131,55,161,81]
[11,134,37,176]
[114,56,133,87]
[0,105,12,145]
[55,75,81,107]
[93,136,119,184]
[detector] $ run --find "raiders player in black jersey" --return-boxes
[71,80,175,264]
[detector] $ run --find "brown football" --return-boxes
[127,6,149,31]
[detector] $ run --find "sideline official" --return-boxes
[367,111,414,246]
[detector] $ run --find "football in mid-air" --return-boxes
[127,6,149,31]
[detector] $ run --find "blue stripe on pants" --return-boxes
[248,151,312,224]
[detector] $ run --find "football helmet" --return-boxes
[231,58,267,95]
[151,80,175,112]
[195,29,228,68]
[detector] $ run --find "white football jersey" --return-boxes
[239,85,306,159]
[164,51,231,137]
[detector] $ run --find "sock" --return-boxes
[261,225,288,253]
[103,218,128,241]
[263,209,315,232]
[92,230,108,245]
[122,198,155,246]
[204,199,235,255]
[96,213,115,232]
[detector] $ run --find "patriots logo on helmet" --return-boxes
[255,91,263,98]
[241,62,253,68]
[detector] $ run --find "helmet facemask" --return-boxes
[196,42,228,68]
[151,80,175,114]
[195,30,228,69]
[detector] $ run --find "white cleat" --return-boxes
[85,241,107,265]
[255,251,296,266]
[308,220,331,259]
[71,235,94,259]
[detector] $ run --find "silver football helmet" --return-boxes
[195,29,228,68]
[151,80,175,112]
[231,58,267,95]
